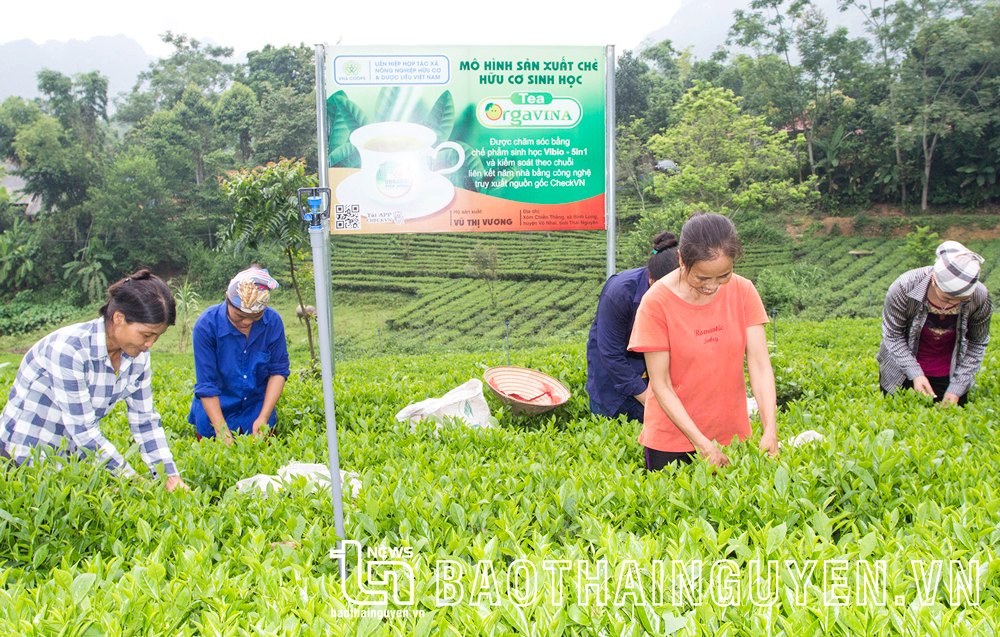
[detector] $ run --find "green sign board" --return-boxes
[324,45,607,234]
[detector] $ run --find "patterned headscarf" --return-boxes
[933,241,984,297]
[227,267,279,313]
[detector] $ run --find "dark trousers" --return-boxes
[590,396,645,422]
[883,374,968,406]
[645,447,694,471]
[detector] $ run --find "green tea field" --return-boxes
[318,231,1000,358]
[0,316,997,635]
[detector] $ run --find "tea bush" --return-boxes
[0,301,80,337]
[0,317,997,635]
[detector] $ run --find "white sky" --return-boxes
[0,0,683,58]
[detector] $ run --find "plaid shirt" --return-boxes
[877,267,992,396]
[0,318,178,477]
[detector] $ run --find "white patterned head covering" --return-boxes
[933,241,984,296]
[226,267,279,313]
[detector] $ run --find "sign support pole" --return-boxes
[313,44,346,578]
[605,44,616,279]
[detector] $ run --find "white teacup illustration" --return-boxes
[350,122,465,206]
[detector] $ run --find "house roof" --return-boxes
[2,160,42,213]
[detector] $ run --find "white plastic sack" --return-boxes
[233,474,283,494]
[395,378,492,430]
[784,430,826,448]
[278,462,362,498]
[234,461,362,498]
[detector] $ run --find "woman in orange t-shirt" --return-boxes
[628,213,779,469]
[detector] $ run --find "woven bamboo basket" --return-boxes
[483,366,571,415]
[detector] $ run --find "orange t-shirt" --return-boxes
[627,274,769,452]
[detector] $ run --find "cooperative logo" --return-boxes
[477,93,582,129]
[342,61,361,76]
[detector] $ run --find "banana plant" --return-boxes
[62,237,113,304]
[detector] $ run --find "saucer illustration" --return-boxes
[335,172,456,221]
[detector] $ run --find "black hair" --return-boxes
[99,269,176,326]
[647,231,680,281]
[679,213,743,270]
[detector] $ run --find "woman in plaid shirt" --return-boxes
[0,270,187,490]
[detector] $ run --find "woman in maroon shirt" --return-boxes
[877,241,992,406]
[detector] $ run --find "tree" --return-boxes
[219,158,317,363]
[646,82,818,214]
[252,87,317,169]
[466,242,500,308]
[730,0,816,178]
[638,40,687,133]
[85,146,180,273]
[13,116,94,213]
[894,4,1000,210]
[62,237,113,304]
[0,97,42,161]
[245,44,315,98]
[838,0,919,205]
[37,70,109,151]
[0,217,40,293]
[616,118,654,212]
[118,32,238,124]
[174,85,216,186]
[796,9,872,159]
[616,50,653,124]
[215,82,258,162]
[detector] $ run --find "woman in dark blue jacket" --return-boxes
[188,266,291,443]
[586,232,679,421]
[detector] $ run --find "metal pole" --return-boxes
[315,45,335,382]
[605,44,616,280]
[313,44,345,578]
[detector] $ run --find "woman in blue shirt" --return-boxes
[188,267,291,443]
[586,232,679,421]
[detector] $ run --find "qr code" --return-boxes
[334,204,360,230]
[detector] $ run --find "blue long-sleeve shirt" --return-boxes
[586,267,651,415]
[188,303,291,437]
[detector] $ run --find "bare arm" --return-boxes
[745,324,778,457]
[199,396,234,445]
[252,375,287,436]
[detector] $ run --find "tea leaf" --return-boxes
[449,104,477,141]
[766,523,787,555]
[71,573,97,605]
[329,141,359,168]
[330,90,368,130]
[774,465,790,498]
[859,531,877,560]
[428,91,455,141]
